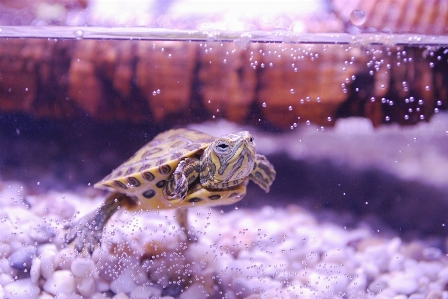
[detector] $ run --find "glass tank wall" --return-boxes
[1,1,448,298]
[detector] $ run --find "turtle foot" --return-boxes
[65,210,107,254]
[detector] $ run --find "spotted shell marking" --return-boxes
[94,128,227,210]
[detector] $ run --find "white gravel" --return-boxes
[0,181,448,299]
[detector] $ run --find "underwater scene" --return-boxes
[2,1,448,299]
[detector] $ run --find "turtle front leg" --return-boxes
[249,154,276,192]
[163,157,200,201]
[65,192,135,254]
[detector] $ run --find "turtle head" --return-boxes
[200,131,256,189]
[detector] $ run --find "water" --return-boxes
[1,27,448,298]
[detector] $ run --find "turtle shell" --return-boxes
[94,128,248,211]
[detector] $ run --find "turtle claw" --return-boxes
[164,172,188,202]
[65,210,107,254]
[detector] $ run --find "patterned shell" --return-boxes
[94,128,248,211]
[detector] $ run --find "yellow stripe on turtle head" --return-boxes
[200,131,256,190]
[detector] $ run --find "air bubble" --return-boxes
[235,33,252,49]
[420,115,425,120]
[404,115,409,120]
[385,116,390,121]
[288,106,293,111]
[290,89,295,94]
[349,10,367,26]
[74,30,84,40]
[262,102,267,108]
[425,86,430,91]
[327,117,332,122]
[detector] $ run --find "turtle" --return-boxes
[66,128,276,253]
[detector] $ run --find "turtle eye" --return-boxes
[249,137,254,143]
[216,142,229,152]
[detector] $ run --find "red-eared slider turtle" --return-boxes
[66,128,276,253]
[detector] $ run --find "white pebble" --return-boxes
[0,285,4,299]
[438,267,448,282]
[3,278,40,299]
[95,252,124,281]
[130,285,161,299]
[71,257,96,278]
[39,246,57,279]
[0,243,11,259]
[37,292,54,299]
[113,292,130,299]
[92,293,114,299]
[180,283,209,299]
[0,259,15,276]
[346,272,367,296]
[374,288,397,299]
[95,277,111,292]
[368,277,388,294]
[0,273,13,286]
[388,273,419,295]
[322,247,351,264]
[53,248,77,270]
[388,253,406,272]
[424,290,444,299]
[110,267,139,294]
[76,276,95,297]
[43,270,76,295]
[54,294,83,299]
[30,257,41,283]
[413,261,443,280]
[308,271,349,295]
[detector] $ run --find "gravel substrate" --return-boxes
[1,181,448,299]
